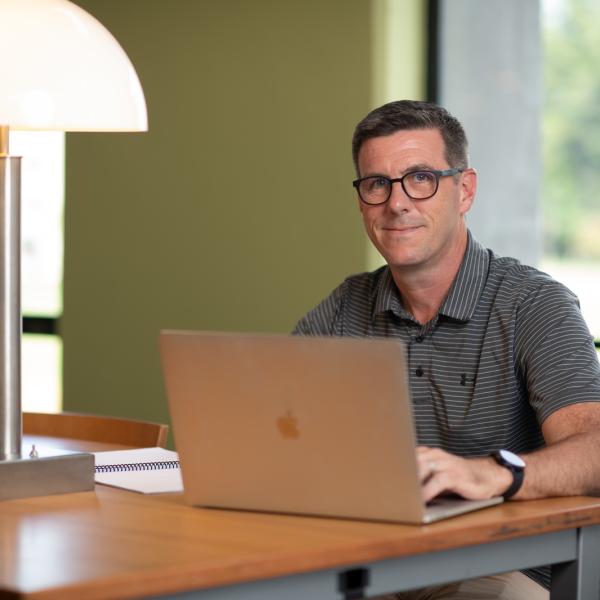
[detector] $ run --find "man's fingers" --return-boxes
[417,456,436,483]
[416,447,445,483]
[421,469,450,503]
[416,448,468,501]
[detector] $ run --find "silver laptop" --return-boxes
[160,330,502,524]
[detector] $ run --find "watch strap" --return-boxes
[501,465,524,499]
[492,451,525,499]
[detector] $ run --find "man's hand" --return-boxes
[417,446,512,503]
[416,404,600,503]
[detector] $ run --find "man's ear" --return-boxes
[459,168,477,216]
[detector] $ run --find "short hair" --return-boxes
[351,100,469,175]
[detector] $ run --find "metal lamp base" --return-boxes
[1,137,95,500]
[0,447,94,500]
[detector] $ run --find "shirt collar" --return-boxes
[373,267,406,318]
[438,231,490,321]
[372,230,490,323]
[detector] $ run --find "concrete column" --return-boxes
[436,0,541,266]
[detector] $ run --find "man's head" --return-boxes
[351,100,476,279]
[352,100,468,176]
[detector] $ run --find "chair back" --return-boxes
[23,412,169,448]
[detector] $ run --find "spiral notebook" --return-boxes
[93,447,184,494]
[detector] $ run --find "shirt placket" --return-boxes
[406,324,432,406]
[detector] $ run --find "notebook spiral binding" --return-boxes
[95,460,180,473]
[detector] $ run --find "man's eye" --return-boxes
[411,171,435,184]
[368,177,389,190]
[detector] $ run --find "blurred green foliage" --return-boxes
[543,0,600,259]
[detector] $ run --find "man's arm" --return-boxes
[417,275,600,503]
[517,401,600,498]
[418,402,600,502]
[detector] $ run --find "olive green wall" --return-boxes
[63,0,425,427]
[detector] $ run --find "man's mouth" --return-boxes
[382,224,422,233]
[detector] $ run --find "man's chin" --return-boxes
[372,238,419,261]
[378,249,423,269]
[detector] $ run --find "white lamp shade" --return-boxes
[0,0,147,131]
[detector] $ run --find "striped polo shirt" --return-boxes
[293,231,600,588]
[294,231,600,454]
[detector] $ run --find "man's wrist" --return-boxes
[486,457,514,497]
[491,450,526,499]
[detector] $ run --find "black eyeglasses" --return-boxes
[352,168,463,205]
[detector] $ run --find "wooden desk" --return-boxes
[0,482,599,599]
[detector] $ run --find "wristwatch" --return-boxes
[491,449,526,499]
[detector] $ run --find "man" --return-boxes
[293,100,600,599]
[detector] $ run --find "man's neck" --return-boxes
[389,231,468,326]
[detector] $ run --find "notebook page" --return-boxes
[94,447,184,494]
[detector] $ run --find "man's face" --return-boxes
[357,128,476,275]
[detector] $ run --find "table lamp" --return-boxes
[0,0,147,499]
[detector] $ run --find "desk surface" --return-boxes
[6,436,600,599]
[1,482,600,600]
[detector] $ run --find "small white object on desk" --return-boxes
[93,447,183,494]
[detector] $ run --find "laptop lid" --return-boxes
[160,331,500,523]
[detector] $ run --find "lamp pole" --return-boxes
[0,125,21,460]
[0,125,94,500]
[0,125,93,499]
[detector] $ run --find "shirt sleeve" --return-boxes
[514,277,600,424]
[292,282,347,336]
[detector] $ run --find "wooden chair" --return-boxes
[23,411,169,448]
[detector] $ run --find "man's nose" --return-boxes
[387,181,412,212]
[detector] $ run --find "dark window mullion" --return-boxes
[426,0,440,103]
[22,316,58,336]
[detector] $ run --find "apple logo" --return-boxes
[276,409,299,439]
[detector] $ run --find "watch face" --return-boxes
[499,449,526,469]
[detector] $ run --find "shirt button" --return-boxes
[415,367,424,377]
[415,335,424,343]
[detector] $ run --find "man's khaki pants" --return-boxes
[375,571,548,600]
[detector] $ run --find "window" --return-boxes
[541,0,600,351]
[11,131,64,413]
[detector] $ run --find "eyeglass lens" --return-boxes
[358,171,438,204]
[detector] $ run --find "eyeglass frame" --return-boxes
[352,168,464,205]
